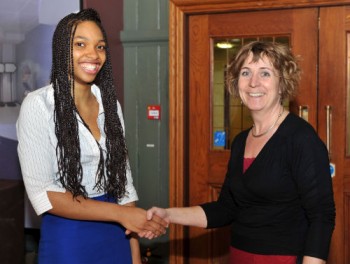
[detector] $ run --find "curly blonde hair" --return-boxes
[226,41,301,102]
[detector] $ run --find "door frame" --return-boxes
[168,1,350,263]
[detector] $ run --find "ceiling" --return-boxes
[0,0,80,44]
[0,0,39,43]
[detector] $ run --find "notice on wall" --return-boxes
[147,105,161,120]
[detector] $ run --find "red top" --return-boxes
[243,157,255,172]
[229,158,297,264]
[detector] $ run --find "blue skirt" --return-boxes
[38,195,132,264]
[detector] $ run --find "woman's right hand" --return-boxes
[118,206,168,238]
[146,207,170,223]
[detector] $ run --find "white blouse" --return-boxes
[17,84,138,215]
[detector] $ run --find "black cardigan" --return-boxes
[201,113,335,260]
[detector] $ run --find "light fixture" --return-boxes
[1,63,17,103]
[5,63,17,73]
[216,42,233,49]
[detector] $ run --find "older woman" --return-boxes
[147,41,335,264]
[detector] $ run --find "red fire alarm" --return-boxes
[147,105,161,120]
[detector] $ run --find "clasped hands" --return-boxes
[123,206,168,239]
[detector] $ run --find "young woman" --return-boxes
[17,8,166,264]
[147,41,335,264]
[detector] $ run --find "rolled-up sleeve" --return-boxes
[17,90,65,215]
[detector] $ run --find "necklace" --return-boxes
[251,108,284,138]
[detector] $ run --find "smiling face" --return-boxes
[238,53,281,114]
[72,21,106,89]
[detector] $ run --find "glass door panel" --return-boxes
[212,36,290,149]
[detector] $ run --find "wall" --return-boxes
[121,0,170,263]
[83,0,125,106]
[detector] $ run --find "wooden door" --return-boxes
[187,8,318,263]
[318,6,349,264]
[186,7,346,264]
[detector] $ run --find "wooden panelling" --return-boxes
[171,0,350,13]
[345,192,350,264]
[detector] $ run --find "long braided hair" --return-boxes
[50,8,128,201]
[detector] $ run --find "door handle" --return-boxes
[326,105,332,160]
[298,105,309,121]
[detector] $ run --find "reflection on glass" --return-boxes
[212,36,290,150]
[0,0,81,230]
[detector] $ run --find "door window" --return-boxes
[212,36,290,149]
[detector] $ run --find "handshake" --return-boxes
[121,206,170,239]
[124,207,170,239]
[123,205,206,239]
